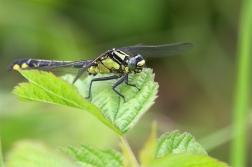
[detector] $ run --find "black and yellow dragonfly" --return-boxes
[9,42,193,102]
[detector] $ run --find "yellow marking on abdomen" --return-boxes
[21,63,29,68]
[13,64,20,70]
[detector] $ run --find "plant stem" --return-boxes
[120,135,139,167]
[231,0,252,166]
[0,137,4,167]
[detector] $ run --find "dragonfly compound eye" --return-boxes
[136,54,145,67]
[128,57,137,70]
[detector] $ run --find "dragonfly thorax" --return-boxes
[105,49,145,74]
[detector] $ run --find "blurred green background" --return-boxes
[0,0,250,165]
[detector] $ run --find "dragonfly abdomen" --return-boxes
[8,59,72,71]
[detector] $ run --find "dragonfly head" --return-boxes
[128,54,145,73]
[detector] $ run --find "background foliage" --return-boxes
[0,0,250,166]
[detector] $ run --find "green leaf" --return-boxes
[150,154,228,167]
[5,140,79,167]
[13,70,121,134]
[155,130,207,158]
[74,68,158,134]
[63,144,122,167]
[139,122,157,166]
[13,68,158,134]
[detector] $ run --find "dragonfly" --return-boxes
[8,42,193,102]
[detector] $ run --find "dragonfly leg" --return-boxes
[124,73,140,90]
[112,76,126,102]
[112,73,139,102]
[86,75,121,99]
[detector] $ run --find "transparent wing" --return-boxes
[72,50,109,83]
[27,62,84,74]
[119,42,193,57]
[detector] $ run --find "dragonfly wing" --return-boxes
[27,64,80,73]
[72,51,109,84]
[72,65,90,84]
[119,42,193,57]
